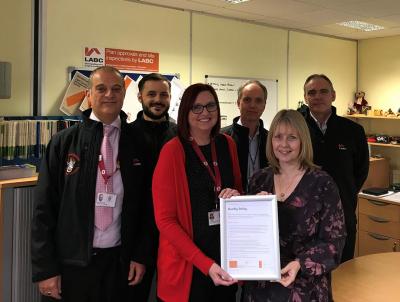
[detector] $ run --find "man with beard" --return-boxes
[129,73,177,301]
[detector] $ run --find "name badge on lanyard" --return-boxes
[97,154,118,208]
[96,192,117,208]
[208,210,220,226]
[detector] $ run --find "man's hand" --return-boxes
[38,275,62,299]
[128,261,146,286]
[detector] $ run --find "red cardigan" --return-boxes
[152,135,242,302]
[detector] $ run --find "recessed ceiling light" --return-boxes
[337,21,384,32]
[224,0,250,4]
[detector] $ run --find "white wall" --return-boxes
[0,0,32,115]
[42,0,190,115]
[359,36,400,171]
[288,31,357,114]
[1,0,358,120]
[192,13,288,114]
[359,36,400,111]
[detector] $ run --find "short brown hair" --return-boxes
[238,80,268,102]
[266,109,318,174]
[303,74,334,93]
[177,83,221,141]
[138,73,171,92]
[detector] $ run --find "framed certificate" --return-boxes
[220,195,281,280]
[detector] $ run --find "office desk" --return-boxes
[332,252,400,302]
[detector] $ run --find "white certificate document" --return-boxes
[220,195,281,280]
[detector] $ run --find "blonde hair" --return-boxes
[266,109,318,173]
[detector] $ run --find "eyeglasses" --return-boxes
[191,102,218,114]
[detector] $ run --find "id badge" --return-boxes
[96,192,117,208]
[208,210,220,226]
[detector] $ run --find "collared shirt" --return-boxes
[310,111,331,135]
[238,118,260,183]
[90,112,124,248]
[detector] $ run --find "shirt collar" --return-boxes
[309,111,331,130]
[89,112,121,130]
[237,118,260,138]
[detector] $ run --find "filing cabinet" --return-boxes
[358,197,400,256]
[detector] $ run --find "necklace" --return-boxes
[275,170,304,201]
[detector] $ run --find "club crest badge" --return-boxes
[65,153,80,175]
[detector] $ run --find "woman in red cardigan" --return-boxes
[152,83,243,302]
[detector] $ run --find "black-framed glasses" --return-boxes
[191,102,218,114]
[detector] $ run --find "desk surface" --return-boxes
[359,192,400,205]
[332,252,400,302]
[0,176,38,302]
[0,176,38,189]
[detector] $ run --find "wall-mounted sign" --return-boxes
[84,47,159,72]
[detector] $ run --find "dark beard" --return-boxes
[142,103,169,120]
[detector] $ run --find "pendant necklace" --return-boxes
[275,170,304,201]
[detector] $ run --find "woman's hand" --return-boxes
[219,188,240,199]
[256,191,272,195]
[279,260,301,287]
[208,263,237,286]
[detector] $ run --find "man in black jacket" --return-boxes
[222,80,268,191]
[300,74,369,262]
[31,66,152,301]
[129,73,177,301]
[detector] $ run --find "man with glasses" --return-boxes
[129,73,177,301]
[300,74,369,262]
[222,80,269,191]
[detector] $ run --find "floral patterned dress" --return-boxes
[242,167,346,302]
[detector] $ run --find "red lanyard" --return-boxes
[98,155,118,185]
[190,138,222,198]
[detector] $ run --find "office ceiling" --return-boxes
[128,0,400,40]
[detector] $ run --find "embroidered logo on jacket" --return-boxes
[65,153,80,175]
[338,144,347,151]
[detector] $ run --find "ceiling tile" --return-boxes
[126,0,400,39]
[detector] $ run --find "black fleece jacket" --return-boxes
[31,109,152,282]
[222,116,268,191]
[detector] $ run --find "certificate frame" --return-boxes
[220,195,281,280]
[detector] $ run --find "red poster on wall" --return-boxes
[84,47,159,72]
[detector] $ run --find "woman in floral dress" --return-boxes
[242,109,346,302]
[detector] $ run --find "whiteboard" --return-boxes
[205,75,278,129]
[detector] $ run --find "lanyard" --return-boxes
[190,138,222,203]
[98,155,119,186]
[248,135,261,171]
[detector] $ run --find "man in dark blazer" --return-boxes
[222,80,269,191]
[300,73,369,262]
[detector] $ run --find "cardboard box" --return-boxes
[362,157,390,189]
